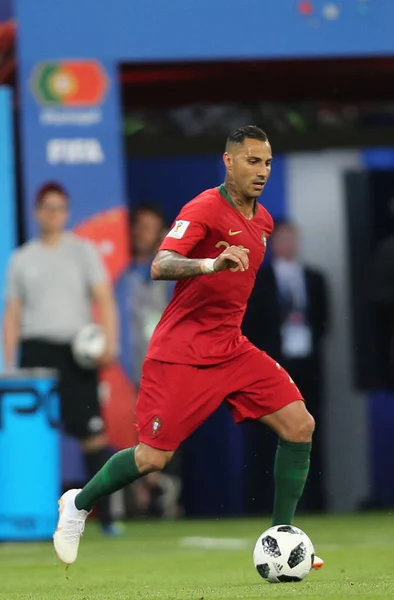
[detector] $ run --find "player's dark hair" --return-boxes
[132,202,168,228]
[35,182,69,207]
[226,125,268,148]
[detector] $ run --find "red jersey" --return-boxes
[146,185,274,365]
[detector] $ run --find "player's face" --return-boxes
[35,192,69,234]
[272,225,299,260]
[224,138,272,199]
[133,210,164,258]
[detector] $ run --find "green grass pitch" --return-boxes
[2,513,394,599]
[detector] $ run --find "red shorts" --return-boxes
[136,349,303,451]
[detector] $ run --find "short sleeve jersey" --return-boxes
[5,233,108,342]
[146,185,274,365]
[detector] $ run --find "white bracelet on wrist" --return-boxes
[201,258,216,274]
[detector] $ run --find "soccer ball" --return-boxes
[72,323,106,369]
[253,525,315,583]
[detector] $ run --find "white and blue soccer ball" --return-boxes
[72,323,106,369]
[253,525,315,583]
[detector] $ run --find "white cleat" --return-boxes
[53,489,89,565]
[312,555,324,570]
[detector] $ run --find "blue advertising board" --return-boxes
[16,0,394,63]
[19,59,126,235]
[0,372,60,540]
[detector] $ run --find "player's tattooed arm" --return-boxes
[151,250,207,280]
[151,246,250,280]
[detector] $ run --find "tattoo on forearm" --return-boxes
[151,251,205,280]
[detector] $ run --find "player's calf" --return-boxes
[135,443,174,473]
[260,402,314,527]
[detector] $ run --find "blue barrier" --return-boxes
[0,370,60,541]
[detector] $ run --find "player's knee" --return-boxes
[282,412,315,443]
[302,412,315,441]
[135,443,174,473]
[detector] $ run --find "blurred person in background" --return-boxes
[368,235,394,389]
[243,220,329,513]
[2,182,120,535]
[129,203,173,384]
[117,203,182,519]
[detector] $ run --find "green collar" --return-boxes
[218,183,257,217]
[218,183,237,209]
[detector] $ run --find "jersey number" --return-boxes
[215,241,245,272]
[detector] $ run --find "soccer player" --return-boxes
[54,126,323,570]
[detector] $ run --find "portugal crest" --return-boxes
[152,416,162,436]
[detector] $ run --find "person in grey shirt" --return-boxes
[2,181,119,535]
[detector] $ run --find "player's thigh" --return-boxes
[136,359,223,451]
[226,350,304,424]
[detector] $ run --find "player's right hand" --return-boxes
[214,245,250,272]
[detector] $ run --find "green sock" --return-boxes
[75,447,141,512]
[271,439,311,526]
